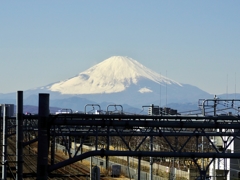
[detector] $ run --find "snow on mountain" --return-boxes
[49,56,182,94]
[0,55,213,112]
[139,87,153,93]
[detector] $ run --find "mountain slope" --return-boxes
[44,56,211,106]
[0,56,213,112]
[49,56,181,94]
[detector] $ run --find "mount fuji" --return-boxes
[49,56,182,95]
[0,56,213,112]
[45,56,211,106]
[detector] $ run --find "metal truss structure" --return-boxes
[1,91,240,180]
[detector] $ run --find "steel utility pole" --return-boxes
[16,91,23,180]
[37,94,49,180]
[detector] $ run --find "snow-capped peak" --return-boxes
[49,56,182,94]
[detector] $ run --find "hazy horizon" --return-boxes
[1,1,240,94]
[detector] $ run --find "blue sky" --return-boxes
[1,1,240,94]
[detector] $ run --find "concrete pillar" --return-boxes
[2,105,8,180]
[138,156,141,180]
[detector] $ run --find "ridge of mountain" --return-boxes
[0,56,220,112]
[48,56,181,94]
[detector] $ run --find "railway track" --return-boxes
[1,136,122,179]
[52,153,89,180]
[53,151,118,180]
